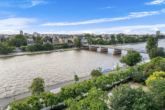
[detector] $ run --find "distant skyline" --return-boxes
[0,0,165,34]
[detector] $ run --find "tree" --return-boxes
[109,35,116,44]
[29,77,45,95]
[148,79,165,108]
[109,84,159,110]
[9,34,27,47]
[0,43,14,54]
[132,72,144,82]
[10,102,31,110]
[74,75,79,83]
[74,38,82,48]
[20,46,27,51]
[143,63,161,78]
[43,43,53,50]
[90,70,102,78]
[26,95,43,110]
[116,63,120,72]
[120,50,142,66]
[41,92,58,109]
[87,37,93,44]
[149,47,165,59]
[146,36,158,54]
[26,44,36,51]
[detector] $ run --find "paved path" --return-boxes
[0,71,112,109]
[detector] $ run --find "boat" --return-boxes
[58,49,64,52]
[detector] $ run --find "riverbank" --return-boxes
[0,48,74,58]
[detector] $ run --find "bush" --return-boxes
[132,72,144,82]
[90,70,102,77]
[20,46,27,51]
[0,43,14,54]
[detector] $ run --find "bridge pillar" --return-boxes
[80,46,89,50]
[97,48,108,52]
[113,48,122,54]
[89,46,97,51]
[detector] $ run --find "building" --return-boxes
[52,37,59,44]
[24,33,28,36]
[33,32,40,37]
[43,39,52,44]
[59,37,68,43]
[27,39,35,45]
[156,31,160,36]
[20,30,23,35]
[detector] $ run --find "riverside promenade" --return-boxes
[0,70,113,109]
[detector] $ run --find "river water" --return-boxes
[0,39,164,98]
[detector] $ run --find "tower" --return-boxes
[20,30,23,35]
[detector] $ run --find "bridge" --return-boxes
[81,44,147,55]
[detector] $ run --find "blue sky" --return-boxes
[0,0,165,34]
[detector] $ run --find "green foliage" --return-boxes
[33,36,43,45]
[61,43,69,48]
[43,43,53,50]
[109,84,159,110]
[146,36,158,54]
[41,92,58,109]
[143,63,161,78]
[132,72,144,82]
[87,37,93,44]
[65,87,108,110]
[158,60,165,71]
[20,46,27,51]
[90,70,102,78]
[148,79,165,108]
[26,95,43,110]
[150,56,163,64]
[26,44,37,51]
[149,47,165,59]
[0,43,14,54]
[28,77,45,95]
[9,34,27,47]
[74,38,82,48]
[109,35,116,44]
[120,50,142,66]
[74,75,79,83]
[135,63,149,71]
[116,63,120,72]
[10,102,31,110]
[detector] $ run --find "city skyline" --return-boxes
[0,0,165,34]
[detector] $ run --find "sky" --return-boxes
[0,0,165,34]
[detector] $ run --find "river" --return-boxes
[0,39,164,98]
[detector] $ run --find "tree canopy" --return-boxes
[90,70,102,78]
[109,84,159,110]
[149,47,165,59]
[74,38,82,48]
[0,43,14,54]
[120,50,142,66]
[146,36,158,54]
[9,34,27,47]
[29,77,45,95]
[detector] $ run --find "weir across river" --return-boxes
[82,44,147,54]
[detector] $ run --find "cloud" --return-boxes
[99,6,114,9]
[0,18,37,33]
[0,0,47,8]
[50,30,53,31]
[146,0,165,5]
[150,28,159,31]
[46,24,165,34]
[40,9,163,26]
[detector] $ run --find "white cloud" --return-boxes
[0,0,47,8]
[150,28,159,31]
[30,0,47,7]
[146,0,165,5]
[47,24,165,34]
[99,6,113,9]
[0,18,37,33]
[40,9,163,26]
[50,30,53,31]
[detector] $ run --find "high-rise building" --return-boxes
[20,30,23,35]
[156,31,160,36]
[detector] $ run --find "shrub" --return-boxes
[20,46,27,51]
[90,70,102,78]
[132,72,144,82]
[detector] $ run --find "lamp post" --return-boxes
[4,87,7,97]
